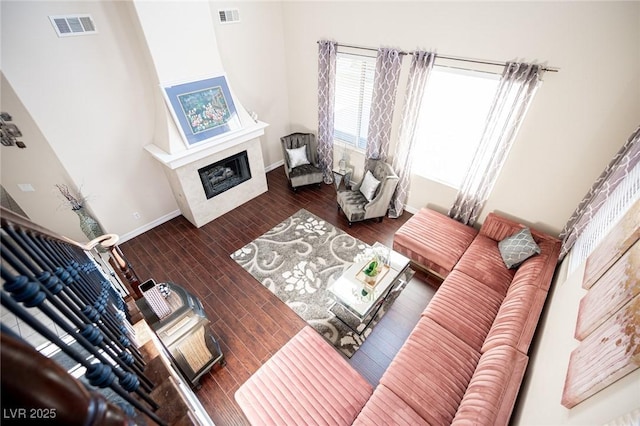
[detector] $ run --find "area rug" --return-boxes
[230,209,412,358]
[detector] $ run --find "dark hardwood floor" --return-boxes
[121,166,438,425]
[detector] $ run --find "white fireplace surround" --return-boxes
[133,1,272,228]
[145,120,269,228]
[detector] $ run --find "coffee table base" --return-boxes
[330,269,412,335]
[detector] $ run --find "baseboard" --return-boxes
[120,163,282,242]
[118,209,182,244]
[265,159,284,172]
[404,205,419,215]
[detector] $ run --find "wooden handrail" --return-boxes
[0,207,143,299]
[1,331,134,425]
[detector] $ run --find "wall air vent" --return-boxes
[49,15,97,37]
[218,9,240,24]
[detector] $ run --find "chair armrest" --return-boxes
[280,146,292,176]
[350,174,365,192]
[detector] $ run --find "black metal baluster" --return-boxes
[0,209,173,426]
[1,231,151,389]
[0,263,157,409]
[0,291,167,426]
[28,233,147,367]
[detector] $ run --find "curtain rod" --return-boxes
[320,41,559,73]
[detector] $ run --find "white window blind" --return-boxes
[333,53,375,150]
[568,162,640,274]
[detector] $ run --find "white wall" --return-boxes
[1,1,178,239]
[0,73,85,240]
[1,0,292,241]
[2,1,639,242]
[210,1,291,168]
[514,258,640,425]
[281,1,640,234]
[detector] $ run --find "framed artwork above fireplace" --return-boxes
[162,75,241,147]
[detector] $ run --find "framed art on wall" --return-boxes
[163,75,241,147]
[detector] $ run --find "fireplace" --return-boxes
[146,123,268,227]
[198,150,251,199]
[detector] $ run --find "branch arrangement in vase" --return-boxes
[55,184,85,211]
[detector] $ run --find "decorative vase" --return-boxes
[339,143,349,172]
[364,274,377,286]
[73,207,105,242]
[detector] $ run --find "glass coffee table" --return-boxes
[328,242,410,333]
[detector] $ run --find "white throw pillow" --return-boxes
[286,146,310,168]
[359,170,380,202]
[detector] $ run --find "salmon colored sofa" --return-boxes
[235,210,561,425]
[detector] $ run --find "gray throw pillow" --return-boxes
[359,170,380,202]
[286,146,310,168]
[498,227,541,269]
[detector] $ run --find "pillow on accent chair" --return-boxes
[359,170,381,202]
[498,228,541,269]
[286,146,310,168]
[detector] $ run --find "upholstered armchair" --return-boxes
[337,160,399,226]
[280,132,323,192]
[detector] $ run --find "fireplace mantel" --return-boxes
[144,121,268,170]
[145,120,269,228]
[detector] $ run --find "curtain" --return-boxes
[365,48,403,161]
[317,40,337,184]
[389,51,436,218]
[559,125,640,259]
[449,62,544,225]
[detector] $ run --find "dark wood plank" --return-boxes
[120,166,435,425]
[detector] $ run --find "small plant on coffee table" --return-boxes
[362,258,380,295]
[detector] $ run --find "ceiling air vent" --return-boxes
[218,9,240,24]
[49,15,97,37]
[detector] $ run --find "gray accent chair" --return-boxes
[280,132,323,192]
[337,159,399,226]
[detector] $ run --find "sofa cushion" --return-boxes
[511,240,558,292]
[481,283,548,354]
[235,326,372,426]
[498,227,541,269]
[454,235,516,296]
[479,212,527,242]
[353,384,428,426]
[290,163,323,187]
[452,345,529,426]
[380,317,480,425]
[393,208,478,278]
[336,190,368,223]
[423,270,504,351]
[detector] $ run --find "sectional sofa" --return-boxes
[235,209,561,425]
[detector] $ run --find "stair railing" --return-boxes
[0,207,165,425]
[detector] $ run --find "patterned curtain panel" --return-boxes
[449,62,544,226]
[317,40,337,184]
[559,125,640,259]
[389,51,436,218]
[365,48,403,161]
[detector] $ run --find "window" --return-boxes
[412,66,500,189]
[568,163,640,274]
[333,53,375,150]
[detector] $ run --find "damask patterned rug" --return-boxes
[230,209,411,358]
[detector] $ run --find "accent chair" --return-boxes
[280,132,324,192]
[337,159,399,226]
